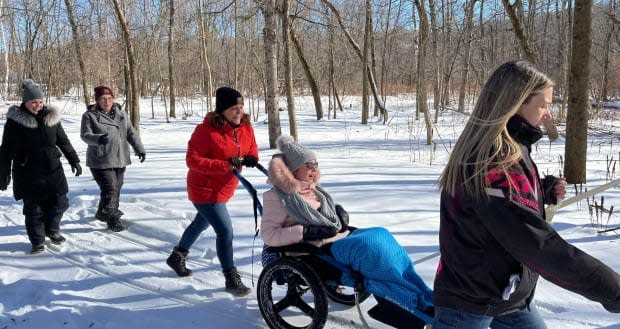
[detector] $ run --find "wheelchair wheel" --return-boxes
[324,283,371,306]
[257,257,328,329]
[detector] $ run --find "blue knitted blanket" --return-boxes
[330,227,434,314]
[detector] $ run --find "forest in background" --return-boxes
[1,0,619,183]
[1,0,618,109]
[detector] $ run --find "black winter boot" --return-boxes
[31,244,45,254]
[223,267,251,297]
[46,232,66,245]
[107,217,127,232]
[166,247,192,277]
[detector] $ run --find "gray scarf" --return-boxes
[274,184,342,231]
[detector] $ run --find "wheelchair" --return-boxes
[257,243,433,329]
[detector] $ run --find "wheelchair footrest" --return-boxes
[368,297,431,329]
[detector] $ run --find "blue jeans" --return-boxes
[177,203,235,271]
[434,304,548,329]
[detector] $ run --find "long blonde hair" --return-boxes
[439,60,554,198]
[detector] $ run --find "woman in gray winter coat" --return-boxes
[80,85,145,232]
[0,79,82,254]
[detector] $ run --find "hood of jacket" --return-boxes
[7,104,61,128]
[267,156,320,194]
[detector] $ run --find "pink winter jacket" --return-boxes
[260,157,349,248]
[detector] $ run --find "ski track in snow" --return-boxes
[1,196,379,329]
[1,208,265,328]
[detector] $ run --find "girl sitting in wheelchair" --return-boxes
[259,135,433,328]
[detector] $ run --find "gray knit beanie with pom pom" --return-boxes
[276,135,316,172]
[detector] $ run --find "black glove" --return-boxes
[303,225,338,240]
[335,204,349,232]
[542,175,558,205]
[243,155,258,168]
[137,152,146,163]
[99,133,109,145]
[229,157,243,168]
[0,175,10,191]
[71,163,82,177]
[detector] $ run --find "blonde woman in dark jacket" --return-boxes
[434,60,620,328]
[80,85,145,232]
[0,80,81,253]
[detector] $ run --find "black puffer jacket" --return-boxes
[433,115,620,315]
[0,104,80,200]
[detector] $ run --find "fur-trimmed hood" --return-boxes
[267,156,320,194]
[6,104,61,128]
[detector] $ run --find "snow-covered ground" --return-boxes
[0,95,619,329]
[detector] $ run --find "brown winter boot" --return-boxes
[223,267,251,297]
[166,246,193,277]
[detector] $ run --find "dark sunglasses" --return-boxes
[304,162,319,170]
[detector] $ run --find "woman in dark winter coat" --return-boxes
[434,60,620,328]
[260,136,434,328]
[80,85,145,232]
[0,79,82,254]
[166,87,258,297]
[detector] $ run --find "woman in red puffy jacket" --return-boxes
[166,87,258,297]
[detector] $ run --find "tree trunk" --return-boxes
[1,0,10,100]
[198,0,213,112]
[63,0,90,106]
[260,0,281,148]
[279,0,297,139]
[415,0,433,145]
[457,0,475,113]
[321,0,388,123]
[112,0,141,132]
[429,0,440,120]
[564,0,593,184]
[290,30,323,121]
[361,0,371,124]
[168,0,176,118]
[600,0,615,101]
[501,0,537,63]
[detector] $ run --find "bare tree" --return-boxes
[197,0,212,112]
[361,0,371,124]
[168,0,176,118]
[0,0,9,100]
[111,0,141,131]
[414,0,433,145]
[63,0,89,105]
[290,29,323,120]
[259,0,281,147]
[279,0,297,139]
[501,0,536,63]
[599,0,616,101]
[564,0,593,184]
[457,0,476,113]
[321,0,388,123]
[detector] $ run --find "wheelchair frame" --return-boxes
[257,245,372,329]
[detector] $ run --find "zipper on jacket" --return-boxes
[233,127,241,157]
